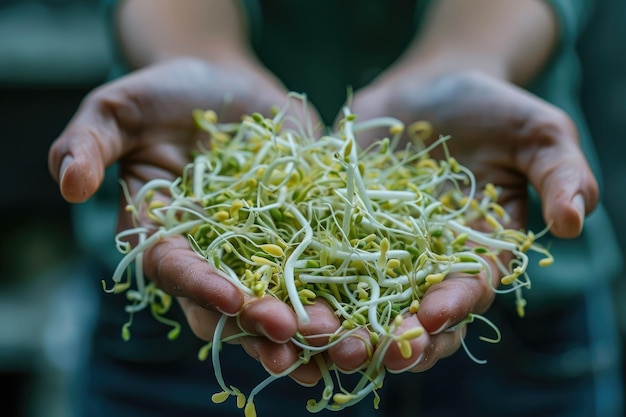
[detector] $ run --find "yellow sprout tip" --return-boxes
[425,273,445,284]
[237,393,246,409]
[398,339,413,359]
[211,391,231,404]
[259,244,284,257]
[389,124,404,135]
[213,211,230,222]
[250,255,276,266]
[244,402,257,417]
[203,110,218,123]
[500,274,518,285]
[400,326,424,340]
[538,257,554,267]
[408,120,432,140]
[333,393,353,405]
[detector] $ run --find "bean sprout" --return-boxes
[106,92,553,416]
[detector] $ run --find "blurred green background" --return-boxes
[0,1,623,416]
[0,1,109,416]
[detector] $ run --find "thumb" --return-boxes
[48,89,128,203]
[516,114,598,238]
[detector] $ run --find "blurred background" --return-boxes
[0,1,109,416]
[0,1,624,416]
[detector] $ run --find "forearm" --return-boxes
[115,0,256,69]
[388,0,559,85]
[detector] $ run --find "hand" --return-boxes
[352,69,597,238]
[320,69,599,373]
[48,57,327,381]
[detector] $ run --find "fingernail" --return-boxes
[254,322,270,338]
[254,322,279,343]
[388,352,426,374]
[572,194,585,222]
[59,154,73,184]
[430,319,451,335]
[213,304,238,317]
[413,352,425,367]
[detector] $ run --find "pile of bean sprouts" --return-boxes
[106,93,552,417]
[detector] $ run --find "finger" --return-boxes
[514,109,599,238]
[48,85,131,203]
[144,234,244,316]
[417,271,495,336]
[328,327,373,372]
[177,297,242,341]
[178,297,292,345]
[297,299,341,347]
[238,296,299,343]
[241,336,323,386]
[383,314,431,373]
[404,324,465,372]
[537,150,597,238]
[240,297,332,386]
[178,296,322,385]
[380,314,465,374]
[48,61,205,204]
[296,299,364,376]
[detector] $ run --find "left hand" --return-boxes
[323,69,599,372]
[47,57,326,383]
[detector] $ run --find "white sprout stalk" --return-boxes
[282,204,314,324]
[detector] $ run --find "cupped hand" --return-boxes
[351,70,598,238]
[321,69,599,373]
[48,57,325,377]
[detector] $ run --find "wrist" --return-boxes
[370,46,509,95]
[378,0,558,87]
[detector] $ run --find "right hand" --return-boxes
[331,69,599,373]
[48,57,333,383]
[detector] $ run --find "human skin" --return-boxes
[48,0,598,384]
[343,0,598,372]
